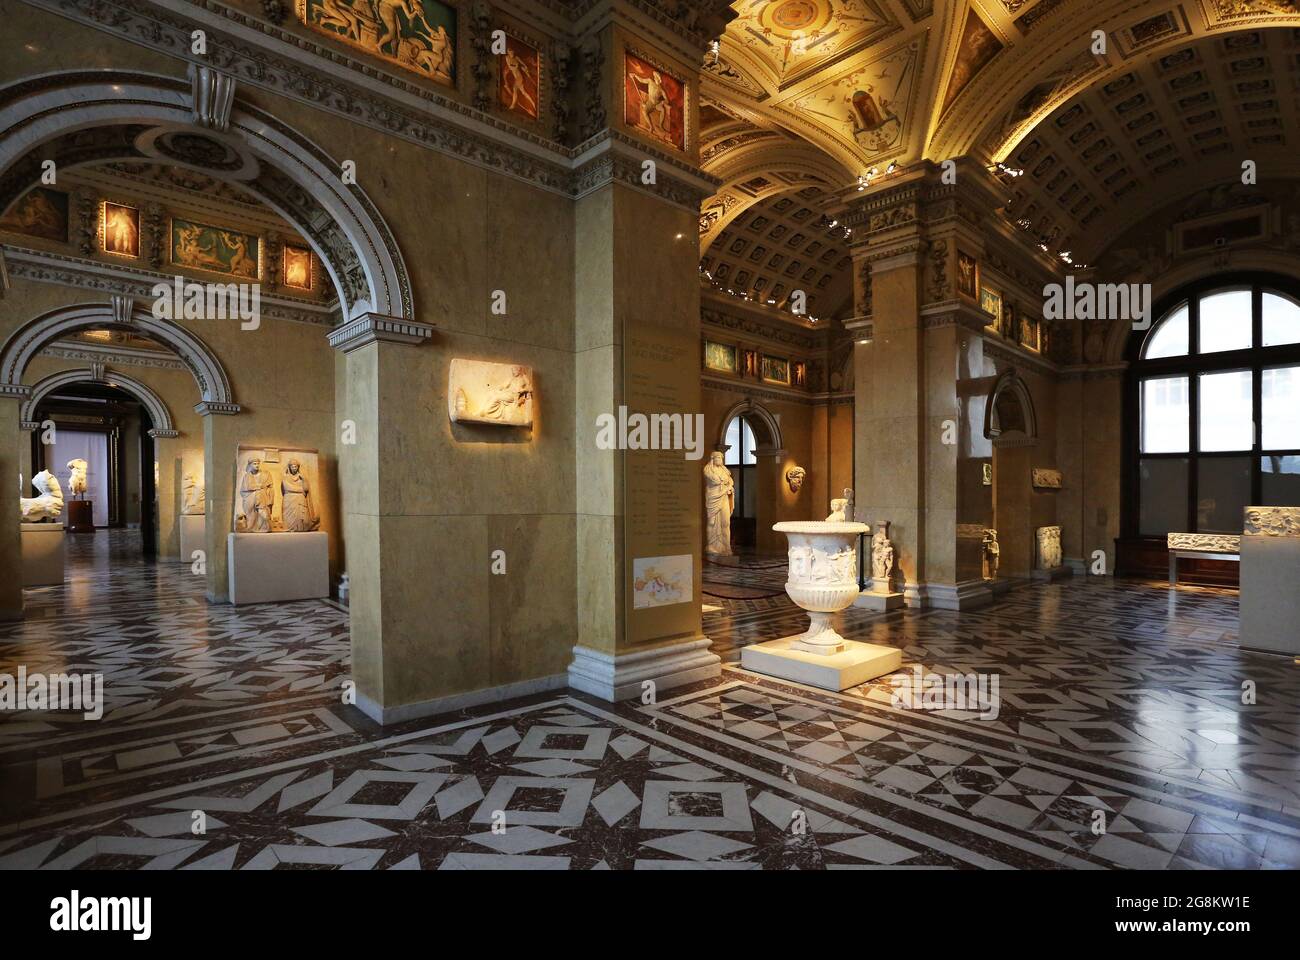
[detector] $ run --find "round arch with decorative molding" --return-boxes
[0,69,415,325]
[0,300,238,416]
[984,369,1038,446]
[717,397,785,457]
[19,365,179,438]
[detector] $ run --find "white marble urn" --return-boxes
[774,520,868,653]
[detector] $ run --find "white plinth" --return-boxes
[179,514,205,564]
[854,589,904,611]
[741,637,902,691]
[21,523,65,587]
[1240,535,1300,656]
[228,532,329,605]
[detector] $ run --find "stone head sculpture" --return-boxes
[785,465,806,494]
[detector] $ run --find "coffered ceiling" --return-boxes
[698,0,1300,312]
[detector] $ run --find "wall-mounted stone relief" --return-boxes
[1032,467,1062,489]
[448,359,534,427]
[1036,525,1062,569]
[233,446,322,534]
[182,472,206,516]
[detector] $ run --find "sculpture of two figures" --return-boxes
[238,456,319,533]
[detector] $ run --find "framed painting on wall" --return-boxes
[623,51,686,151]
[297,0,456,87]
[703,340,738,374]
[498,32,540,120]
[761,355,791,385]
[101,201,140,258]
[171,218,260,279]
[956,250,978,299]
[979,286,1002,320]
[282,244,314,290]
[0,187,68,243]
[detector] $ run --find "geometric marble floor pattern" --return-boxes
[1,531,1297,869]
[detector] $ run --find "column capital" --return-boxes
[327,313,433,354]
[194,400,241,416]
[0,383,32,401]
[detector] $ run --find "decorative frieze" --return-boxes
[1167,532,1241,553]
[1243,506,1300,538]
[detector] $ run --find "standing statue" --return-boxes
[983,528,1000,580]
[238,457,275,533]
[182,472,206,516]
[20,470,64,522]
[870,520,895,584]
[703,450,734,556]
[66,458,88,499]
[281,458,320,532]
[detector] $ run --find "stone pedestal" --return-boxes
[1240,524,1300,656]
[741,519,902,691]
[179,514,205,564]
[21,523,65,587]
[855,576,904,611]
[227,532,329,605]
[67,499,94,533]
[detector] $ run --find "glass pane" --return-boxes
[1144,303,1189,358]
[723,418,741,465]
[1139,458,1188,535]
[1199,288,1253,354]
[740,418,757,465]
[1263,456,1300,506]
[1198,369,1253,451]
[1197,457,1251,533]
[1141,376,1189,453]
[1262,365,1300,450]
[1262,292,1300,347]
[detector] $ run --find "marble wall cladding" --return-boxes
[1056,374,1121,571]
[0,401,20,620]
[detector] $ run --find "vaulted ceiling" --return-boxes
[699,0,1300,317]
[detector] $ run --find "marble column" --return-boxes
[199,401,242,602]
[566,14,725,701]
[0,398,22,620]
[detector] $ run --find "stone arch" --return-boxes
[717,398,784,457]
[0,69,414,323]
[0,299,237,415]
[984,369,1037,447]
[19,365,178,438]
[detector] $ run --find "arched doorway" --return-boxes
[717,399,784,554]
[984,369,1039,577]
[20,364,180,559]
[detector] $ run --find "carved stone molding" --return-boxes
[40,344,187,371]
[3,245,340,327]
[194,400,241,416]
[579,37,607,143]
[927,237,949,302]
[1243,506,1300,538]
[327,313,434,354]
[550,40,574,145]
[111,295,135,325]
[189,64,236,133]
[1167,532,1241,553]
[469,2,494,114]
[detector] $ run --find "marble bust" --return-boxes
[785,465,806,494]
[20,470,64,522]
[703,450,734,556]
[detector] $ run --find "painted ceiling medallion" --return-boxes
[760,0,834,36]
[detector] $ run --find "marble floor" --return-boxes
[1,533,1298,870]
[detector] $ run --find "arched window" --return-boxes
[1130,280,1300,537]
